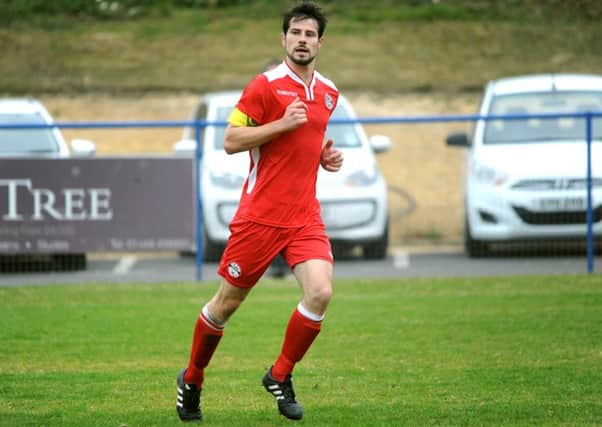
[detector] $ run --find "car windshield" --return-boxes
[324,104,362,148]
[0,112,59,153]
[211,101,362,149]
[212,106,233,150]
[484,91,602,144]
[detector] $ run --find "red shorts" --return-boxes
[217,215,333,288]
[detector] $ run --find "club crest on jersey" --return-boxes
[228,262,241,278]
[325,93,334,110]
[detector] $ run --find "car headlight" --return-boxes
[470,162,508,187]
[345,167,380,187]
[217,202,239,226]
[209,171,245,189]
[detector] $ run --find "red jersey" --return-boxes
[229,60,339,227]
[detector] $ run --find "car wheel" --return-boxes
[464,217,489,258]
[203,232,225,262]
[362,221,389,260]
[0,255,49,272]
[330,242,354,260]
[53,253,87,271]
[178,229,224,262]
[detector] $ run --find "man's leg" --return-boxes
[177,280,251,422]
[263,259,333,420]
[272,259,332,379]
[185,280,251,385]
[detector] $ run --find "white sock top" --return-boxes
[297,302,325,322]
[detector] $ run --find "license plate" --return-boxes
[535,197,585,212]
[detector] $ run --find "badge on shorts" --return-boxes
[325,93,334,110]
[228,262,241,278]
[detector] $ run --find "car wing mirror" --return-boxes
[445,132,470,148]
[369,134,392,153]
[70,139,96,157]
[173,138,197,156]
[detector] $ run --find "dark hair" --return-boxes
[282,2,328,38]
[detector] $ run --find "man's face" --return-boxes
[281,17,322,67]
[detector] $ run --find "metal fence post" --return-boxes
[194,120,204,280]
[585,112,594,273]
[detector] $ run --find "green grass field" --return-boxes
[1,275,601,426]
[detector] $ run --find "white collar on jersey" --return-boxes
[263,59,336,101]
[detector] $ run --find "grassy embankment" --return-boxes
[1,3,600,94]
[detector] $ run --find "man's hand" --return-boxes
[280,97,308,131]
[321,139,343,172]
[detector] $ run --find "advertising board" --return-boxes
[0,157,194,254]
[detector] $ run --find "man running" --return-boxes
[177,2,342,422]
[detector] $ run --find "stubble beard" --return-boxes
[287,52,315,67]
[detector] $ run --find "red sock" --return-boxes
[271,306,322,382]
[184,308,224,388]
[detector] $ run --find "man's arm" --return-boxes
[223,97,308,154]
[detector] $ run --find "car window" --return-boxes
[211,102,363,150]
[325,104,362,148]
[0,112,59,154]
[484,91,602,144]
[183,102,208,141]
[195,103,208,122]
[212,105,232,149]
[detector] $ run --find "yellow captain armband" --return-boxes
[228,107,258,127]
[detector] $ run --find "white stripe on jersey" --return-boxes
[314,70,337,91]
[264,63,288,81]
[247,147,260,194]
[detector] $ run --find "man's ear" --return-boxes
[280,32,286,48]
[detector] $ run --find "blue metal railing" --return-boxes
[1,110,600,278]
[585,112,595,273]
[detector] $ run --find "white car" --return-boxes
[174,91,392,261]
[0,98,96,270]
[446,74,602,257]
[0,98,95,157]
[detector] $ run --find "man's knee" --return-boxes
[303,281,333,315]
[312,284,333,305]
